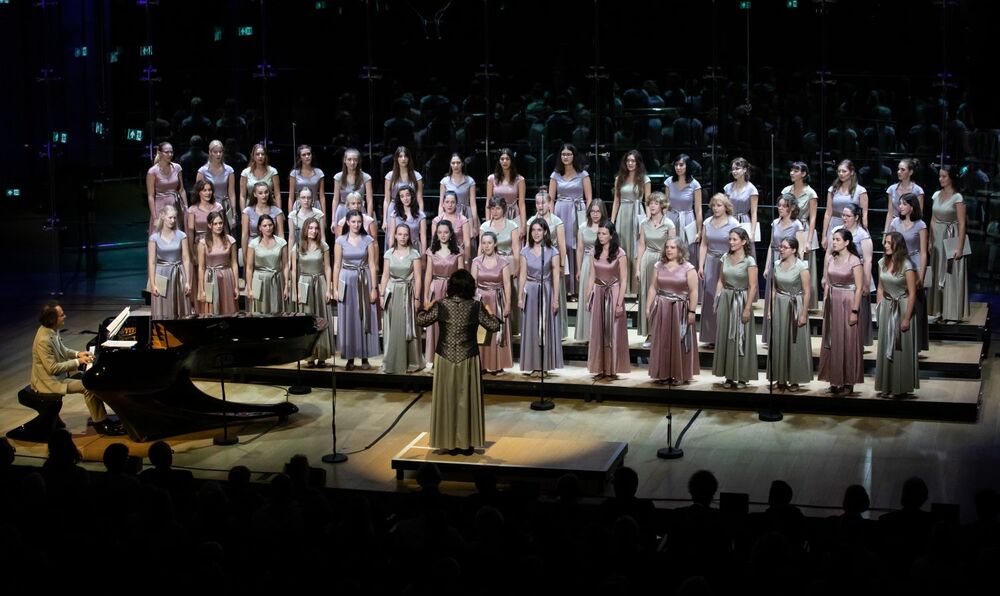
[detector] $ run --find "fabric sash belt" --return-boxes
[478,281,506,346]
[388,274,417,341]
[343,262,372,333]
[594,277,619,347]
[723,283,748,356]
[883,293,904,361]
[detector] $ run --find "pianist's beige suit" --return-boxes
[31,325,108,422]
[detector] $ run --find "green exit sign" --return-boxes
[6,189,21,197]
[238,26,254,37]
[315,1,326,8]
[214,26,223,42]
[739,1,751,8]
[139,45,153,56]
[74,46,88,58]
[787,0,798,7]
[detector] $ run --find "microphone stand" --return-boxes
[531,240,554,411]
[759,133,783,423]
[657,404,683,459]
[322,349,348,464]
[288,358,311,395]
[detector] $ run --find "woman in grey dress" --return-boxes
[482,196,521,334]
[245,214,288,314]
[766,237,813,389]
[712,227,758,387]
[888,193,929,350]
[762,195,804,343]
[333,211,381,370]
[147,205,193,320]
[665,154,703,270]
[548,143,592,297]
[575,199,607,342]
[518,219,564,375]
[379,224,425,374]
[417,270,500,455]
[832,203,874,346]
[611,149,651,291]
[387,185,427,255]
[332,148,374,221]
[874,232,920,398]
[241,182,285,266]
[287,144,325,215]
[383,146,424,227]
[239,143,280,213]
[636,192,675,343]
[196,140,237,230]
[822,159,868,249]
[440,152,478,227]
[928,165,970,322]
[884,158,926,233]
[699,194,740,345]
[293,218,335,367]
[781,161,819,309]
[723,157,759,256]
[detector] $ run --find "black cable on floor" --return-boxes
[673,408,702,450]
[342,391,424,455]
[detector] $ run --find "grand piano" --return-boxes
[84,310,323,442]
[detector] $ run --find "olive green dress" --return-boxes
[928,191,970,321]
[766,259,813,384]
[874,258,920,395]
[712,255,758,382]
[637,217,675,336]
[382,248,425,373]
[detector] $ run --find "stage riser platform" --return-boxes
[228,365,982,423]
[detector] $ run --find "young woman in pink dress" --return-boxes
[423,220,464,366]
[647,238,699,384]
[472,231,513,374]
[197,211,239,315]
[584,221,630,379]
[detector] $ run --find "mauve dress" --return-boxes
[474,255,513,371]
[244,205,284,243]
[887,182,925,220]
[489,173,525,222]
[833,224,875,346]
[519,246,564,372]
[782,183,820,309]
[874,258,920,395]
[150,231,192,319]
[648,261,698,382]
[889,217,929,350]
[198,235,238,315]
[550,170,589,294]
[762,218,804,343]
[817,255,864,387]
[441,175,476,219]
[928,191,970,321]
[527,213,569,340]
[637,217,675,336]
[248,236,287,314]
[395,212,426,254]
[333,171,372,222]
[382,248,425,374]
[766,259,813,385]
[665,177,702,269]
[188,202,225,245]
[384,171,423,220]
[575,225,598,341]
[297,241,335,362]
[712,255,758,382]
[432,214,470,257]
[700,216,740,341]
[149,163,185,233]
[586,248,630,376]
[424,250,462,364]
[482,218,520,332]
[336,236,379,359]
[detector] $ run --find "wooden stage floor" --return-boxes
[1,291,997,517]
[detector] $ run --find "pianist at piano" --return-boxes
[31,301,126,436]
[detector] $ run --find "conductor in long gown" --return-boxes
[417,270,501,455]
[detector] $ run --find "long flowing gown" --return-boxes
[198,163,236,229]
[416,298,500,450]
[928,191,970,321]
[295,242,335,362]
[712,255,758,382]
[249,236,286,314]
[724,181,758,256]
[519,246,564,372]
[187,202,225,245]
[574,225,597,341]
[395,213,427,254]
[336,236,379,359]
[782,184,820,309]
[825,183,867,244]
[482,218,520,333]
[666,177,702,269]
[290,167,325,211]
[699,216,739,342]
[333,171,373,222]
[149,163,185,233]
[150,231,192,319]
[527,213,569,339]
[886,182,925,221]
[762,219,804,343]
[586,248,630,376]
[475,255,513,371]
[767,259,813,385]
[874,258,920,395]
[817,255,864,387]
[833,224,875,346]
[488,173,525,222]
[550,170,589,294]
[889,217,930,351]
[382,248,425,373]
[198,236,238,315]
[424,250,462,365]
[616,175,650,292]
[636,217,675,336]
[648,261,698,382]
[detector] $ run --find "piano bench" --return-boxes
[5,385,65,443]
